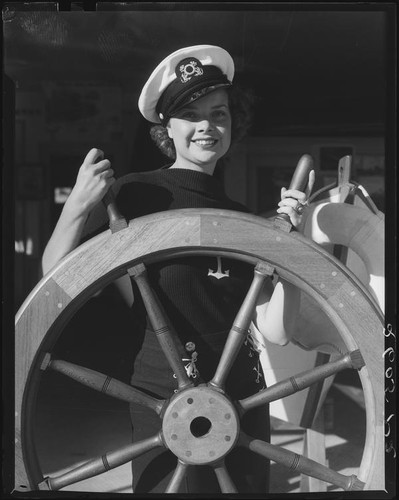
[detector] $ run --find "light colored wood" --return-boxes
[309,162,380,216]
[300,408,327,492]
[239,351,363,412]
[165,460,189,493]
[300,352,331,428]
[40,433,163,491]
[289,162,384,492]
[102,190,128,233]
[15,208,384,491]
[128,263,192,390]
[302,202,384,312]
[337,155,352,186]
[213,461,238,493]
[262,167,383,427]
[240,431,364,491]
[47,358,165,414]
[210,264,271,389]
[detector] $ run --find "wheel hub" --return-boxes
[162,385,239,465]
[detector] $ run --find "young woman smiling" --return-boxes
[166,89,232,173]
[42,45,314,493]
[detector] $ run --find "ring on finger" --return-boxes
[294,200,307,214]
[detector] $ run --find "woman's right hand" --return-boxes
[68,148,115,214]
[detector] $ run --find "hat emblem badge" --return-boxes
[179,60,204,83]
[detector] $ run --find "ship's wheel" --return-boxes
[15,208,384,493]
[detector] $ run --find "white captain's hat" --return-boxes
[138,45,235,124]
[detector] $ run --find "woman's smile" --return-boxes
[167,88,231,173]
[192,137,218,148]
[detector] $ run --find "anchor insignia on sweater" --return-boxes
[208,256,230,280]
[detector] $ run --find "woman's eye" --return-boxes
[213,110,228,120]
[181,111,197,120]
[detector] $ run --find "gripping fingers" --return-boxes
[276,205,295,216]
[280,189,307,203]
[281,170,315,202]
[276,204,302,227]
[93,159,112,174]
[101,167,114,179]
[84,148,104,165]
[278,196,304,209]
[277,191,306,226]
[74,149,114,207]
[277,169,314,227]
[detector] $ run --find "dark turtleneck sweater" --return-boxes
[82,167,264,396]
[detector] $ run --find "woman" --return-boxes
[42,45,314,493]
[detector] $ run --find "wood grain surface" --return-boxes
[15,208,384,491]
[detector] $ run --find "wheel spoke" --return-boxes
[209,262,273,390]
[40,354,165,415]
[213,460,238,493]
[238,350,364,412]
[38,433,164,491]
[128,263,192,390]
[238,432,365,491]
[164,460,189,493]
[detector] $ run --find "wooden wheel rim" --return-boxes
[15,208,384,491]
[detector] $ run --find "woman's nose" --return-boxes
[197,118,214,132]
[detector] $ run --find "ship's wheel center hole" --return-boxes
[190,416,212,437]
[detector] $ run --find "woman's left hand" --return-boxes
[277,170,315,228]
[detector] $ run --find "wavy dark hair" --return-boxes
[149,86,255,160]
